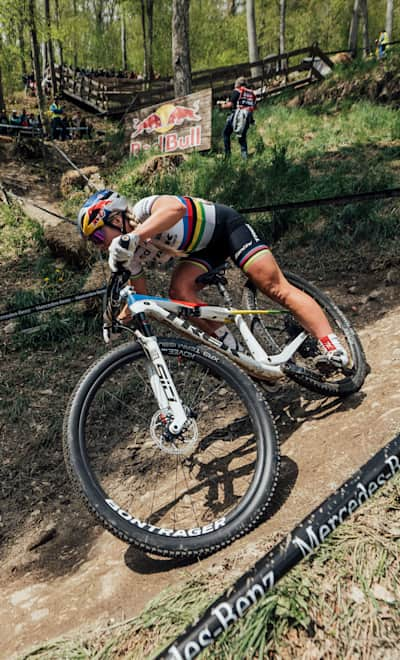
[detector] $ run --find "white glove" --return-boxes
[108,233,139,272]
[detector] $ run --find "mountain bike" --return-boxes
[63,263,367,558]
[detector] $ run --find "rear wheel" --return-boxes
[243,271,367,397]
[63,338,279,558]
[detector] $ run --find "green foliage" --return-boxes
[2,0,400,95]
[0,202,44,258]
[111,95,400,251]
[11,311,101,351]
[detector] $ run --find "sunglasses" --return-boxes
[89,228,106,245]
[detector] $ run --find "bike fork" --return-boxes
[136,332,189,435]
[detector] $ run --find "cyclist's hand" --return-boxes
[108,233,139,272]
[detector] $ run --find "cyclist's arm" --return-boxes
[132,196,186,241]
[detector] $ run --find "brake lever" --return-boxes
[104,235,134,328]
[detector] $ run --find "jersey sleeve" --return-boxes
[132,195,160,221]
[126,252,144,278]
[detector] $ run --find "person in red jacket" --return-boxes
[221,77,256,159]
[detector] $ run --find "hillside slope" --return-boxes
[1,66,400,658]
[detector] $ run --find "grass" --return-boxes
[0,201,100,345]
[2,60,400,659]
[0,201,44,260]
[20,472,400,659]
[109,95,400,255]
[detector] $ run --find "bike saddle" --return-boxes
[195,262,229,286]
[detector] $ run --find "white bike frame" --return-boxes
[121,287,308,384]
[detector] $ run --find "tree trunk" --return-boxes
[147,0,154,79]
[246,0,261,79]
[172,0,192,97]
[121,9,127,70]
[28,0,47,130]
[73,0,78,69]
[44,0,57,94]
[386,0,393,41]
[348,0,361,56]
[279,0,286,55]
[360,0,369,56]
[140,0,147,78]
[18,21,27,76]
[41,41,47,76]
[140,0,154,81]
[0,62,6,114]
[54,0,64,65]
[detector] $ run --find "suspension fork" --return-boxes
[134,313,189,435]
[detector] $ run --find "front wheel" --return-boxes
[243,271,368,397]
[63,338,279,558]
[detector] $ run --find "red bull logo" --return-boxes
[131,100,201,139]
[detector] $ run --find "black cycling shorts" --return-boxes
[182,203,269,274]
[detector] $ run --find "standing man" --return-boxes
[221,76,256,159]
[377,30,390,59]
[49,97,67,140]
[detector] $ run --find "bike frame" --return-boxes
[121,286,308,384]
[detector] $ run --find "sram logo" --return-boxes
[106,499,226,536]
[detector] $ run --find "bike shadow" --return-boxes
[122,389,365,574]
[266,385,366,445]
[122,455,298,574]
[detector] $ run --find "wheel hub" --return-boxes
[150,408,198,455]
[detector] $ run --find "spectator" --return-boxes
[377,30,390,59]
[0,109,8,135]
[28,113,40,130]
[23,71,35,96]
[49,97,67,140]
[8,109,21,136]
[20,108,29,127]
[220,77,257,160]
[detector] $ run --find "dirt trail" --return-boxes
[0,155,65,229]
[2,293,399,658]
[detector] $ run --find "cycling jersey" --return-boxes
[128,195,269,277]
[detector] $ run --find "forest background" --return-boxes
[0,0,399,100]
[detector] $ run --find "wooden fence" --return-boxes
[57,44,333,116]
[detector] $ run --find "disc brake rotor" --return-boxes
[150,408,199,455]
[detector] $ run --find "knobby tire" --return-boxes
[243,271,367,397]
[63,338,279,558]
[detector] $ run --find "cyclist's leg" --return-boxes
[169,257,239,346]
[244,252,332,339]
[228,220,348,362]
[169,259,221,335]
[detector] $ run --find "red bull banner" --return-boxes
[126,89,212,157]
